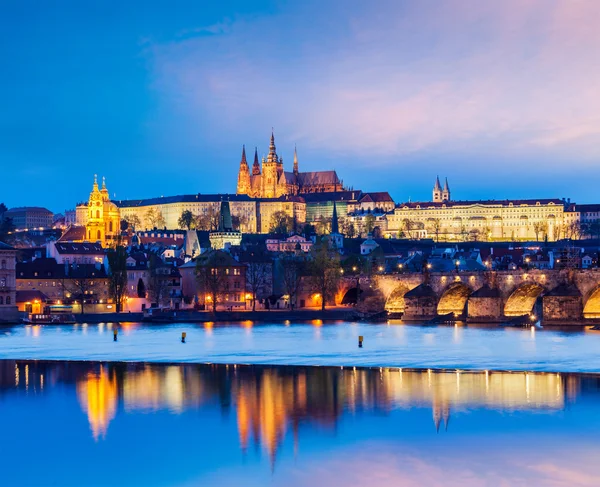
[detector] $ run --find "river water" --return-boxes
[1,321,600,372]
[1,360,600,486]
[1,321,600,486]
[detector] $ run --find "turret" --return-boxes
[236,145,251,195]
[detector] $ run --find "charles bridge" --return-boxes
[337,269,600,324]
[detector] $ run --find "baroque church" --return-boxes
[236,131,344,198]
[85,175,121,246]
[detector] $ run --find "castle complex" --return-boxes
[386,177,576,241]
[236,132,344,198]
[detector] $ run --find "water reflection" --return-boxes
[2,361,598,465]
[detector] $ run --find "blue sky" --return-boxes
[1,0,600,212]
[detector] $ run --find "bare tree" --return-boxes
[533,221,548,241]
[308,239,341,311]
[195,251,229,312]
[245,260,271,311]
[148,255,168,307]
[195,206,220,231]
[428,218,442,242]
[65,265,96,315]
[281,254,305,309]
[145,208,166,229]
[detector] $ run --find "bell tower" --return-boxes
[261,130,279,198]
[433,176,442,202]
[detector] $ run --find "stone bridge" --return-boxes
[337,269,600,324]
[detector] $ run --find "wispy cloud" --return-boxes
[148,0,600,164]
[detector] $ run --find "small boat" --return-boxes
[23,313,77,325]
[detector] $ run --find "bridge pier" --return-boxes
[466,286,503,323]
[542,284,583,324]
[402,284,437,321]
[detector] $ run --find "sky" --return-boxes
[1,0,600,212]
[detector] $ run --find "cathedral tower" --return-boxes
[252,147,260,176]
[236,145,251,195]
[261,131,279,198]
[433,176,443,202]
[442,178,451,202]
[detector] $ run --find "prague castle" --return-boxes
[236,131,344,198]
[386,177,575,242]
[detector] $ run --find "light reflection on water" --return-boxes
[1,360,600,485]
[3,321,600,372]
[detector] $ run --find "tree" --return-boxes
[65,266,96,315]
[195,207,220,231]
[195,251,230,312]
[428,218,442,242]
[107,245,128,312]
[178,210,195,230]
[401,218,417,240]
[145,208,166,229]
[120,219,129,232]
[124,214,142,231]
[231,214,248,232]
[137,278,146,298]
[308,238,341,311]
[567,221,582,240]
[148,254,168,307]
[281,254,305,309]
[302,223,316,237]
[533,221,548,242]
[245,259,271,311]
[589,220,600,240]
[346,222,356,238]
[364,214,376,235]
[0,216,14,242]
[270,210,294,234]
[315,217,332,235]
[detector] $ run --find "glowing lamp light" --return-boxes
[378,266,384,272]
[352,266,357,272]
[427,263,432,269]
[245,293,252,300]
[206,295,212,301]
[313,293,321,300]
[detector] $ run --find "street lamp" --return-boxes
[455,260,460,273]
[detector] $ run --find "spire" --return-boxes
[252,147,260,175]
[444,177,450,192]
[293,145,299,175]
[270,129,275,153]
[240,145,248,166]
[331,200,339,234]
[93,174,99,191]
[101,176,108,193]
[434,176,442,191]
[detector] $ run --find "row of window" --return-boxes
[0,296,12,305]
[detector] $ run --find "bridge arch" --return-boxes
[583,285,600,319]
[385,284,411,313]
[437,282,472,315]
[504,283,545,317]
[341,287,362,305]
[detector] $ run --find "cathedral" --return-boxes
[236,132,344,198]
[85,175,121,246]
[432,176,451,202]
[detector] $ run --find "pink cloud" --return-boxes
[147,0,600,166]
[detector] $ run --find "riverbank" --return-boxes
[65,308,357,324]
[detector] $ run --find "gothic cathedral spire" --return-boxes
[252,147,260,175]
[236,145,251,195]
[293,145,299,175]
